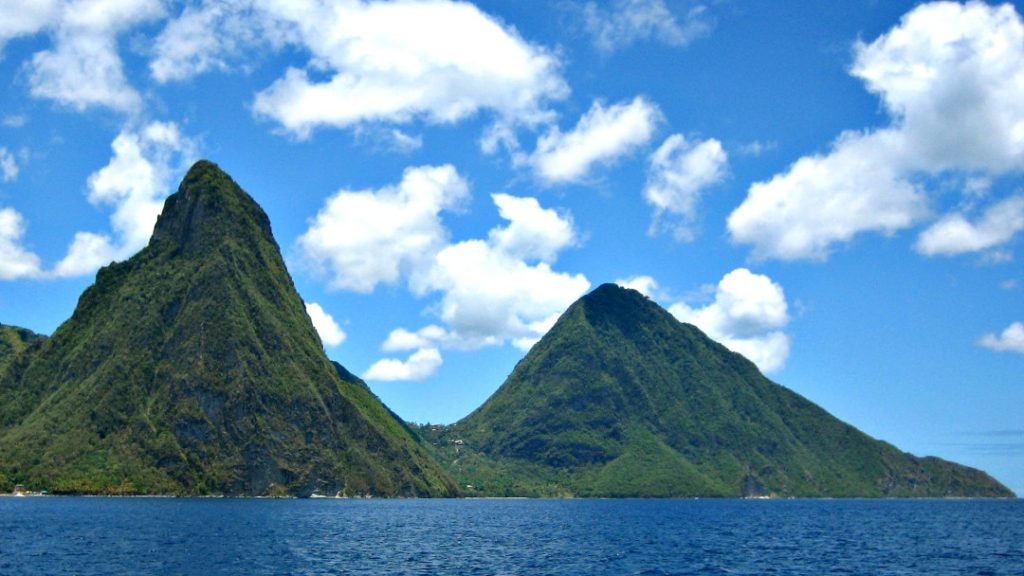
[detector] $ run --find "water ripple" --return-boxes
[0,499,1021,575]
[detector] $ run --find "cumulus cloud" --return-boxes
[979,322,1024,354]
[851,2,1024,174]
[298,164,469,293]
[248,0,567,138]
[381,325,450,352]
[0,208,43,280]
[23,0,164,112]
[300,169,589,381]
[54,121,197,277]
[0,148,18,182]
[728,130,927,261]
[729,2,1024,261]
[150,0,289,83]
[583,0,711,53]
[531,96,660,184]
[365,347,443,381]
[916,196,1024,257]
[31,30,140,112]
[645,134,727,241]
[305,302,346,347]
[668,268,791,373]
[8,1,568,135]
[0,0,59,52]
[427,236,589,351]
[488,193,576,263]
[418,191,588,352]
[615,275,660,298]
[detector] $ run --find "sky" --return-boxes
[0,0,1022,495]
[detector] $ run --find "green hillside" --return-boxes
[0,324,45,375]
[0,161,457,497]
[427,284,1013,498]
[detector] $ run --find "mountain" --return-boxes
[0,161,457,497]
[0,324,45,375]
[430,284,1013,498]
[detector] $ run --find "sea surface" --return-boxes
[0,498,1021,575]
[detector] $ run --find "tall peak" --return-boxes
[574,283,664,331]
[151,160,274,254]
[0,160,457,497]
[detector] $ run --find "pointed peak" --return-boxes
[550,282,679,342]
[584,282,644,301]
[577,282,657,316]
[151,160,274,254]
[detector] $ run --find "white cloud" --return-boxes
[668,268,791,373]
[389,129,423,154]
[304,175,590,380]
[0,148,18,182]
[488,193,576,263]
[54,121,197,277]
[415,192,588,351]
[150,2,234,83]
[352,126,425,153]
[964,177,993,198]
[531,96,660,184]
[31,30,139,112]
[645,134,727,241]
[979,321,1024,354]
[616,275,660,298]
[54,232,119,278]
[305,302,346,347]
[0,0,59,51]
[250,0,567,139]
[916,196,1024,257]
[851,2,1024,174]
[427,237,589,350]
[381,324,450,352]
[729,2,1024,261]
[368,192,587,357]
[26,0,164,112]
[364,347,443,381]
[151,0,270,83]
[297,164,469,293]
[728,130,927,261]
[583,0,711,53]
[0,208,43,280]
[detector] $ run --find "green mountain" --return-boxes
[0,161,457,497]
[0,324,45,375]
[429,284,1013,498]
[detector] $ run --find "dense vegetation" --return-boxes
[0,161,457,497]
[0,161,1010,499]
[421,284,1013,498]
[0,325,45,374]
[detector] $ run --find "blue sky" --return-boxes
[0,0,1022,495]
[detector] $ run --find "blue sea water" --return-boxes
[0,498,1021,575]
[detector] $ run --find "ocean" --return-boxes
[1,498,1021,575]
